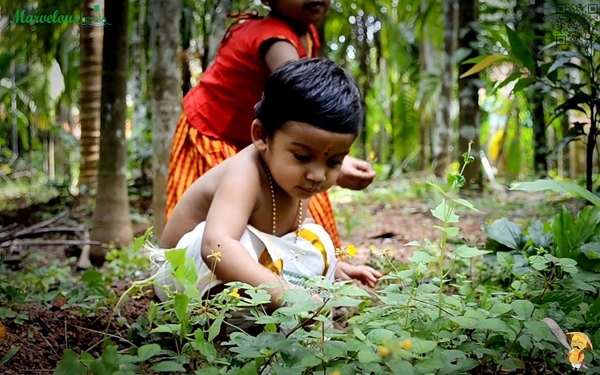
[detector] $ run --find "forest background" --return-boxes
[1,0,598,255]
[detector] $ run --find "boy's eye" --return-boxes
[294,153,311,162]
[327,160,343,168]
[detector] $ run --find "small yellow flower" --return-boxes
[345,244,357,258]
[207,249,222,262]
[369,150,377,162]
[330,370,342,375]
[399,339,412,350]
[228,288,240,299]
[378,346,390,357]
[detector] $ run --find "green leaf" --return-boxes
[208,308,226,342]
[366,328,396,344]
[357,348,379,363]
[230,362,258,375]
[476,318,514,333]
[54,349,86,375]
[412,340,437,354]
[451,316,479,329]
[452,198,481,212]
[511,179,600,207]
[512,77,536,93]
[410,251,437,264]
[431,199,459,223]
[0,347,19,368]
[536,290,584,312]
[322,341,347,360]
[524,321,558,342]
[150,324,181,334]
[434,225,460,237]
[505,25,536,73]
[459,54,507,78]
[498,357,525,371]
[150,360,186,372]
[547,56,572,75]
[483,218,524,250]
[387,361,414,375]
[489,303,512,316]
[511,300,535,318]
[174,294,189,322]
[497,252,514,269]
[137,344,161,362]
[456,245,491,258]
[581,242,600,260]
[585,298,600,324]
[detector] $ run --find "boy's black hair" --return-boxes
[255,58,363,135]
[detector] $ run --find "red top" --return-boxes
[183,17,321,149]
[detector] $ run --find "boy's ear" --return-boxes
[251,120,268,151]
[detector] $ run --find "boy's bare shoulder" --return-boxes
[221,146,262,186]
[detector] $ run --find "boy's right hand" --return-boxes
[335,262,382,288]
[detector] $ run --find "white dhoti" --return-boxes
[150,222,338,301]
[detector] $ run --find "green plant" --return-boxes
[53,150,600,374]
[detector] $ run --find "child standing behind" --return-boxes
[166,0,376,251]
[155,58,381,311]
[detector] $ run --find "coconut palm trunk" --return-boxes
[78,0,104,193]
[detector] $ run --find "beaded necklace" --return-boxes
[262,162,303,241]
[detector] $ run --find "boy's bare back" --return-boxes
[161,146,305,249]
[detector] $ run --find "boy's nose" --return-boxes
[306,166,326,182]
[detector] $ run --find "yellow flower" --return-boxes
[399,339,412,350]
[345,244,357,258]
[369,150,376,162]
[228,288,240,299]
[207,249,222,262]
[378,346,390,357]
[330,370,342,375]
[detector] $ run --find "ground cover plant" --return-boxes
[1,155,599,374]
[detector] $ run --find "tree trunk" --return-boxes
[206,0,232,67]
[530,0,548,176]
[150,0,182,241]
[358,20,370,161]
[457,0,482,189]
[90,0,133,266]
[131,0,147,129]
[180,3,193,96]
[78,0,104,193]
[418,0,435,171]
[433,0,457,177]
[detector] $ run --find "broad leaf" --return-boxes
[505,25,536,73]
[484,218,524,250]
[456,245,491,258]
[150,360,186,372]
[511,300,535,318]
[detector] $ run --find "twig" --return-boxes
[26,226,86,234]
[77,230,92,269]
[0,211,68,242]
[68,323,139,349]
[64,315,68,350]
[0,223,18,233]
[0,239,102,248]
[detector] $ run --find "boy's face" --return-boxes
[261,121,355,199]
[266,0,330,26]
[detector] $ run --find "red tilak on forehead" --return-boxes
[323,144,332,156]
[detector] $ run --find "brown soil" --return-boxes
[0,191,583,373]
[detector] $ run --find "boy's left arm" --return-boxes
[335,262,382,288]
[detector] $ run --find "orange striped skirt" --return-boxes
[165,113,342,249]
